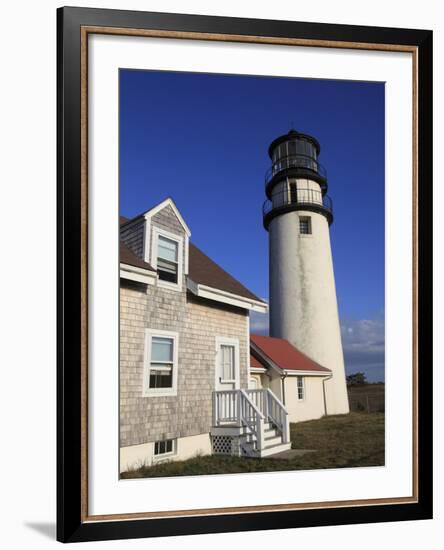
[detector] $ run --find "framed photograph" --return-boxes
[57,6,433,543]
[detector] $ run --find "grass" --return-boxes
[121,412,385,479]
[348,383,385,413]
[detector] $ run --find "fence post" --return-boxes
[366,394,370,413]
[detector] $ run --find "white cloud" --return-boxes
[341,317,385,382]
[249,309,385,382]
[250,307,269,336]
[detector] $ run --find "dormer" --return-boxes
[120,198,190,292]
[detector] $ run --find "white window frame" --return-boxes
[143,329,179,397]
[297,376,305,401]
[215,337,240,389]
[152,438,177,461]
[151,227,184,292]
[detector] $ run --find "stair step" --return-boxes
[263,422,275,431]
[263,435,282,447]
[258,442,292,457]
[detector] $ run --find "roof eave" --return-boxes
[250,366,267,373]
[283,369,332,377]
[187,278,268,312]
[250,342,283,375]
[120,263,158,285]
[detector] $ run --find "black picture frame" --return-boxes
[57,6,433,543]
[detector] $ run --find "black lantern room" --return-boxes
[263,129,333,229]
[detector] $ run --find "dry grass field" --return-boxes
[348,383,385,413]
[121,411,385,479]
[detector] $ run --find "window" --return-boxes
[154,438,176,457]
[149,336,174,388]
[151,227,184,291]
[297,376,305,400]
[144,330,179,396]
[157,235,179,284]
[299,216,312,235]
[220,344,235,381]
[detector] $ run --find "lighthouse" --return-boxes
[263,129,349,415]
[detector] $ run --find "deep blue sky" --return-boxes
[120,69,385,382]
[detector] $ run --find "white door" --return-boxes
[215,340,238,391]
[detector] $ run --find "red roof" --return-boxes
[250,354,265,370]
[250,334,330,373]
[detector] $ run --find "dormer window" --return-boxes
[157,235,179,284]
[151,227,184,291]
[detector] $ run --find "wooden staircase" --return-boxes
[211,389,291,458]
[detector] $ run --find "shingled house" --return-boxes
[119,198,334,472]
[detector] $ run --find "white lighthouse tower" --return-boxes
[263,129,349,415]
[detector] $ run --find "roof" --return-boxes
[188,243,263,303]
[250,334,331,373]
[250,354,266,370]
[120,212,265,304]
[120,241,155,272]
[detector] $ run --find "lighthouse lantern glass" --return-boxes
[272,137,317,175]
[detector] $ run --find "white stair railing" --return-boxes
[265,389,290,444]
[239,390,265,451]
[213,389,290,450]
[243,389,269,418]
[245,389,290,444]
[213,389,265,452]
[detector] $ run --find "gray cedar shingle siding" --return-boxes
[120,284,248,447]
[151,204,185,235]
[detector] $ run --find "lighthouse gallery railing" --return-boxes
[265,153,327,186]
[262,187,333,218]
